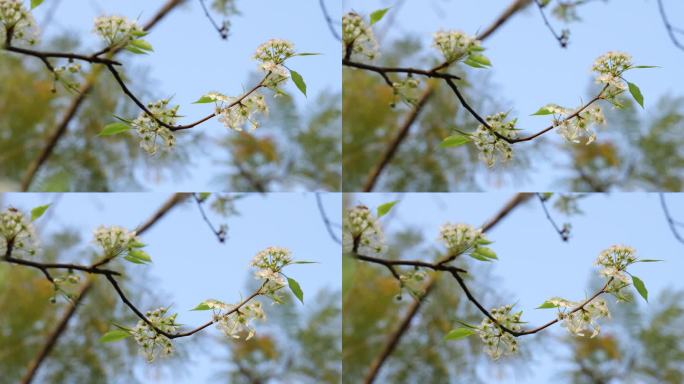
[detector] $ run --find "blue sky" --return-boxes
[31,0,341,191]
[1,192,341,383]
[351,192,684,383]
[343,0,684,191]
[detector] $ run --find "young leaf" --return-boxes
[128,250,151,263]
[637,259,663,263]
[99,122,130,136]
[125,45,148,55]
[463,58,487,69]
[632,275,648,302]
[473,247,497,260]
[31,0,44,9]
[290,69,307,96]
[377,201,398,218]
[30,204,50,221]
[287,277,304,304]
[440,134,471,148]
[129,39,154,52]
[369,8,390,25]
[99,330,130,343]
[444,328,476,341]
[627,81,644,108]
[292,261,318,264]
[294,52,321,57]
[531,107,554,116]
[123,255,146,264]
[468,54,491,67]
[630,65,659,69]
[193,96,215,104]
[190,302,212,311]
[536,301,559,309]
[468,252,492,262]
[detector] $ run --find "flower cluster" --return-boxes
[93,15,145,48]
[132,99,178,155]
[250,246,292,286]
[432,30,482,64]
[215,93,268,132]
[0,207,38,257]
[213,301,266,340]
[0,0,38,45]
[476,305,522,360]
[130,307,179,362]
[254,38,294,77]
[544,104,605,145]
[398,269,428,298]
[392,77,421,106]
[472,112,518,167]
[592,51,632,99]
[93,225,140,257]
[343,205,385,255]
[595,245,637,283]
[549,297,610,338]
[438,223,486,256]
[342,12,379,60]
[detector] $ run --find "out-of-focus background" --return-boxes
[342,0,684,192]
[344,193,684,383]
[0,192,341,383]
[0,0,341,192]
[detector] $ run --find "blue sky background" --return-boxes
[30,0,341,191]
[343,0,684,191]
[1,192,341,383]
[351,192,684,383]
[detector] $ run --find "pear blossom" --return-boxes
[132,98,178,155]
[216,93,268,132]
[433,30,482,64]
[250,246,292,286]
[342,12,379,60]
[130,307,179,362]
[550,297,610,338]
[93,225,140,257]
[592,51,632,99]
[472,112,517,167]
[399,269,428,297]
[93,15,145,48]
[476,304,522,359]
[544,104,605,145]
[392,76,421,106]
[595,245,637,283]
[213,301,265,340]
[438,223,486,256]
[0,207,38,257]
[343,205,386,255]
[0,0,39,45]
[253,38,294,77]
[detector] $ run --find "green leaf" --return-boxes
[637,259,663,263]
[463,58,487,69]
[440,134,471,148]
[31,0,44,9]
[477,238,493,245]
[112,114,133,124]
[99,330,130,343]
[99,122,130,136]
[444,328,476,341]
[289,69,307,96]
[193,96,215,104]
[128,250,151,263]
[125,45,148,55]
[472,247,497,260]
[190,302,212,311]
[131,30,148,37]
[536,301,559,309]
[30,204,50,221]
[468,252,492,262]
[292,261,318,264]
[130,241,146,249]
[287,277,304,304]
[129,39,154,52]
[627,81,644,108]
[295,52,321,57]
[377,201,398,218]
[531,107,554,116]
[632,275,648,302]
[123,255,146,264]
[630,65,659,69]
[468,54,491,67]
[369,8,390,25]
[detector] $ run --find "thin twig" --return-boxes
[198,0,229,39]
[657,0,684,51]
[660,193,684,244]
[536,193,570,241]
[193,193,226,243]
[533,0,569,47]
[315,193,342,245]
[318,0,341,41]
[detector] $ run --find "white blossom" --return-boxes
[438,223,486,255]
[343,205,385,255]
[131,307,179,362]
[544,104,605,145]
[399,269,428,297]
[93,225,140,257]
[595,245,637,283]
[132,98,178,155]
[550,297,610,338]
[254,38,294,77]
[392,76,421,106]
[432,30,482,64]
[471,112,517,167]
[342,12,379,60]
[213,301,265,340]
[592,51,632,99]
[216,92,268,132]
[93,15,144,48]
[0,207,38,257]
[0,0,39,45]
[250,246,292,286]
[476,304,522,360]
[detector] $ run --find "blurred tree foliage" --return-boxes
[212,288,342,383]
[342,36,684,192]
